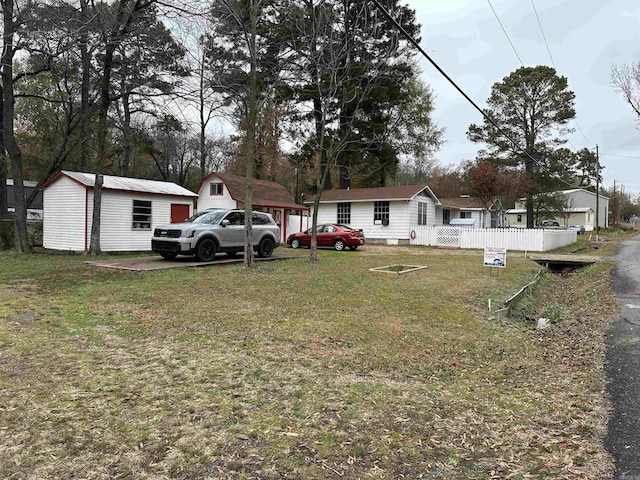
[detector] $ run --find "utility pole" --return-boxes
[595,144,600,241]
[613,179,617,228]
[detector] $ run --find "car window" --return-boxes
[224,212,244,225]
[325,225,336,232]
[316,225,325,233]
[191,210,227,224]
[337,224,354,231]
[252,213,270,225]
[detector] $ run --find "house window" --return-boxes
[517,214,522,222]
[460,211,472,219]
[337,202,351,224]
[374,201,389,225]
[418,202,428,225]
[132,199,152,230]
[210,183,223,196]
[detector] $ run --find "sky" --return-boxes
[404,0,640,197]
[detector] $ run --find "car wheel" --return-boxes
[334,239,346,251]
[196,238,217,262]
[257,237,275,258]
[349,245,358,251]
[159,252,178,260]
[290,238,301,249]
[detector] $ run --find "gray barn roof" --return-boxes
[44,171,197,197]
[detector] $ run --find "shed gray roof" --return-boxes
[45,171,197,197]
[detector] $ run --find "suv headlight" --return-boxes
[185,230,196,238]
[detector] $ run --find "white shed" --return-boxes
[42,171,197,252]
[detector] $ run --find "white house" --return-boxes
[196,172,308,242]
[438,195,502,228]
[306,185,441,243]
[41,171,198,252]
[505,188,608,230]
[305,186,502,243]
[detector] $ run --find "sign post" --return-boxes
[484,246,507,276]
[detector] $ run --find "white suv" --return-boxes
[151,209,280,261]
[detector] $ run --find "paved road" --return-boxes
[606,235,640,479]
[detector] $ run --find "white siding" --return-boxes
[315,200,412,242]
[43,176,87,251]
[98,192,193,252]
[197,180,237,211]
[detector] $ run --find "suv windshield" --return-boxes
[186,210,227,224]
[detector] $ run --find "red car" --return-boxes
[287,224,365,251]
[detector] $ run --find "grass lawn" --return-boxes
[0,246,618,479]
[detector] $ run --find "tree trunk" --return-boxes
[243,0,259,269]
[525,157,535,229]
[120,87,132,176]
[2,0,29,252]
[79,0,91,172]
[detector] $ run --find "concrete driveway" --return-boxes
[605,234,640,478]
[86,251,307,271]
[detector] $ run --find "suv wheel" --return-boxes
[257,237,275,258]
[196,238,217,262]
[334,239,346,251]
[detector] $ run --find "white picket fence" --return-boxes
[409,226,577,252]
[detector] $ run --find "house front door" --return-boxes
[443,209,450,225]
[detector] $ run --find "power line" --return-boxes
[370,0,587,192]
[486,0,524,67]
[530,0,555,69]
[600,152,640,160]
[530,0,593,148]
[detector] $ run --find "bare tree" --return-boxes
[612,63,640,126]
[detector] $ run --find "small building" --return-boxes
[41,171,197,252]
[438,196,500,228]
[196,172,308,242]
[505,188,608,230]
[6,179,43,220]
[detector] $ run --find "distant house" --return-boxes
[6,179,43,220]
[196,172,308,241]
[505,188,608,230]
[41,171,197,252]
[438,195,502,228]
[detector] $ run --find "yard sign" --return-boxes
[484,246,507,268]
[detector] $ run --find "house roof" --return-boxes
[200,172,307,210]
[505,207,594,214]
[307,184,439,204]
[42,171,198,197]
[561,188,610,199]
[439,196,488,209]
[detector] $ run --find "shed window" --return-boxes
[337,202,351,224]
[374,201,389,225]
[460,211,472,219]
[210,183,223,195]
[418,202,428,225]
[132,200,152,230]
[517,214,522,222]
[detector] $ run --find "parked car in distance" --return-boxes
[539,220,560,228]
[568,224,586,235]
[287,224,365,251]
[152,208,280,261]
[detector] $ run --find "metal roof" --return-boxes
[51,171,198,197]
